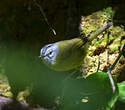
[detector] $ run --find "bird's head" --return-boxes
[40,43,59,65]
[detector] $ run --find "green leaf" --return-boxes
[60,72,118,110]
[114,81,125,110]
[117,81,125,102]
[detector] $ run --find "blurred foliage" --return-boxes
[117,81,125,102]
[0,0,124,110]
[60,72,118,110]
[0,43,70,108]
[115,81,125,110]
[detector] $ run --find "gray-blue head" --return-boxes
[40,43,59,65]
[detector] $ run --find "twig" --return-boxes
[96,55,100,72]
[106,30,110,66]
[110,44,125,71]
[107,67,116,93]
[106,28,116,93]
[33,0,56,36]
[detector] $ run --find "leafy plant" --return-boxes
[60,72,118,110]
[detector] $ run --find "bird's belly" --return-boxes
[51,49,86,71]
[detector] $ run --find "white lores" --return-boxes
[40,43,59,65]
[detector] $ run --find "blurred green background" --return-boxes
[0,0,125,109]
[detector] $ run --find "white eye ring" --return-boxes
[40,43,59,64]
[49,51,52,55]
[48,51,53,58]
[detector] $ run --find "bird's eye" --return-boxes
[49,51,52,55]
[47,51,53,58]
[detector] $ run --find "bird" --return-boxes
[40,22,112,71]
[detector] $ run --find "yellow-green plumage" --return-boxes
[52,38,87,71]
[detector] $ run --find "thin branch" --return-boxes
[107,67,116,93]
[106,28,116,93]
[110,44,125,71]
[96,55,100,72]
[33,0,56,36]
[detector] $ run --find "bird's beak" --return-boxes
[38,55,42,58]
[38,55,46,59]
